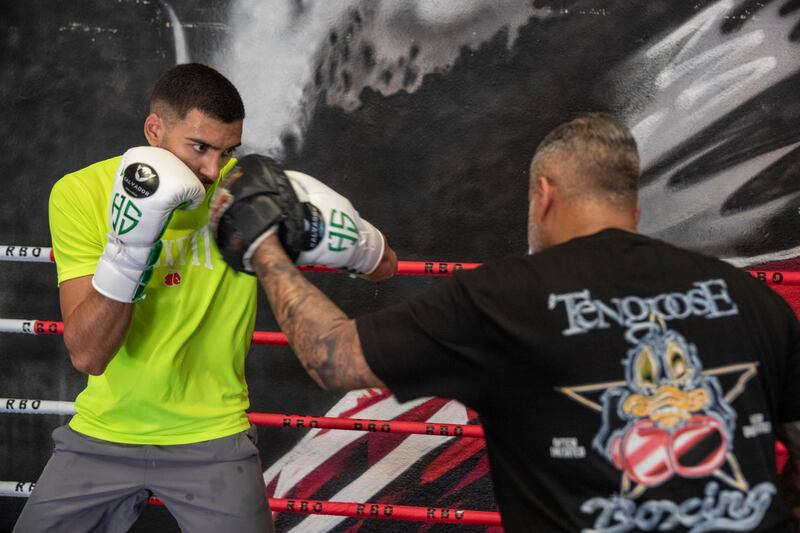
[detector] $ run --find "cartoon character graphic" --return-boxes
[561,319,758,499]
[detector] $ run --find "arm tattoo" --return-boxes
[253,241,385,391]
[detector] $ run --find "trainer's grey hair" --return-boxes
[529,113,640,211]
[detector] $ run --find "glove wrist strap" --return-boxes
[242,225,279,273]
[92,238,160,302]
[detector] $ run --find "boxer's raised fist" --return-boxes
[93,147,205,302]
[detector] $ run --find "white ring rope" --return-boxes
[0,398,75,416]
[0,319,52,335]
[0,482,36,498]
[0,246,52,263]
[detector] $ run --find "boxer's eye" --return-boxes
[223,147,237,157]
[192,143,209,153]
[634,347,657,390]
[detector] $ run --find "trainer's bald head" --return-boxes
[529,113,640,213]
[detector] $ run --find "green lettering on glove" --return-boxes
[110,193,143,236]
[328,209,359,252]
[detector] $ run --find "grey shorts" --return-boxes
[13,425,274,533]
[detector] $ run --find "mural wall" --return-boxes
[1,0,798,531]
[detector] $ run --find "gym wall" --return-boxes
[1,1,798,531]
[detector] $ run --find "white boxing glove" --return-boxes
[93,147,205,302]
[285,170,385,275]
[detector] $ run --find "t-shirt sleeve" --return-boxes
[49,177,105,285]
[356,275,495,406]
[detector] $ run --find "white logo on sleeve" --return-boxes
[550,437,586,458]
[742,414,771,438]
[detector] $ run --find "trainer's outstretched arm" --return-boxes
[252,233,388,391]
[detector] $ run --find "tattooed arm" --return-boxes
[251,233,393,391]
[780,421,800,531]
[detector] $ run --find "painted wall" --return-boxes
[1,1,798,531]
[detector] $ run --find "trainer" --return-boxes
[212,113,799,531]
[15,63,396,533]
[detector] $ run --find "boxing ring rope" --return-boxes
[0,318,290,345]
[0,245,480,277]
[2,243,799,285]
[0,398,485,438]
[0,482,502,525]
[4,396,789,462]
[0,245,54,263]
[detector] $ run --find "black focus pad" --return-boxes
[210,155,307,272]
[233,155,308,258]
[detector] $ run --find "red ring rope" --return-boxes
[0,397,483,438]
[251,331,289,345]
[0,245,481,276]
[0,318,287,345]
[5,395,786,469]
[748,270,800,285]
[153,496,502,525]
[247,412,484,438]
[0,482,501,525]
[300,261,482,276]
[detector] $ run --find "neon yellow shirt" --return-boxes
[49,154,257,444]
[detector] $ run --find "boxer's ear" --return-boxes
[144,113,164,147]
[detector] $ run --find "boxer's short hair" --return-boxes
[530,113,639,210]
[150,63,245,123]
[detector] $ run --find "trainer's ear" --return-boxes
[144,113,165,147]
[534,176,555,223]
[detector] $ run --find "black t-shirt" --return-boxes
[357,229,800,532]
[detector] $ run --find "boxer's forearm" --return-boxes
[252,234,385,391]
[61,277,133,375]
[66,294,132,375]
